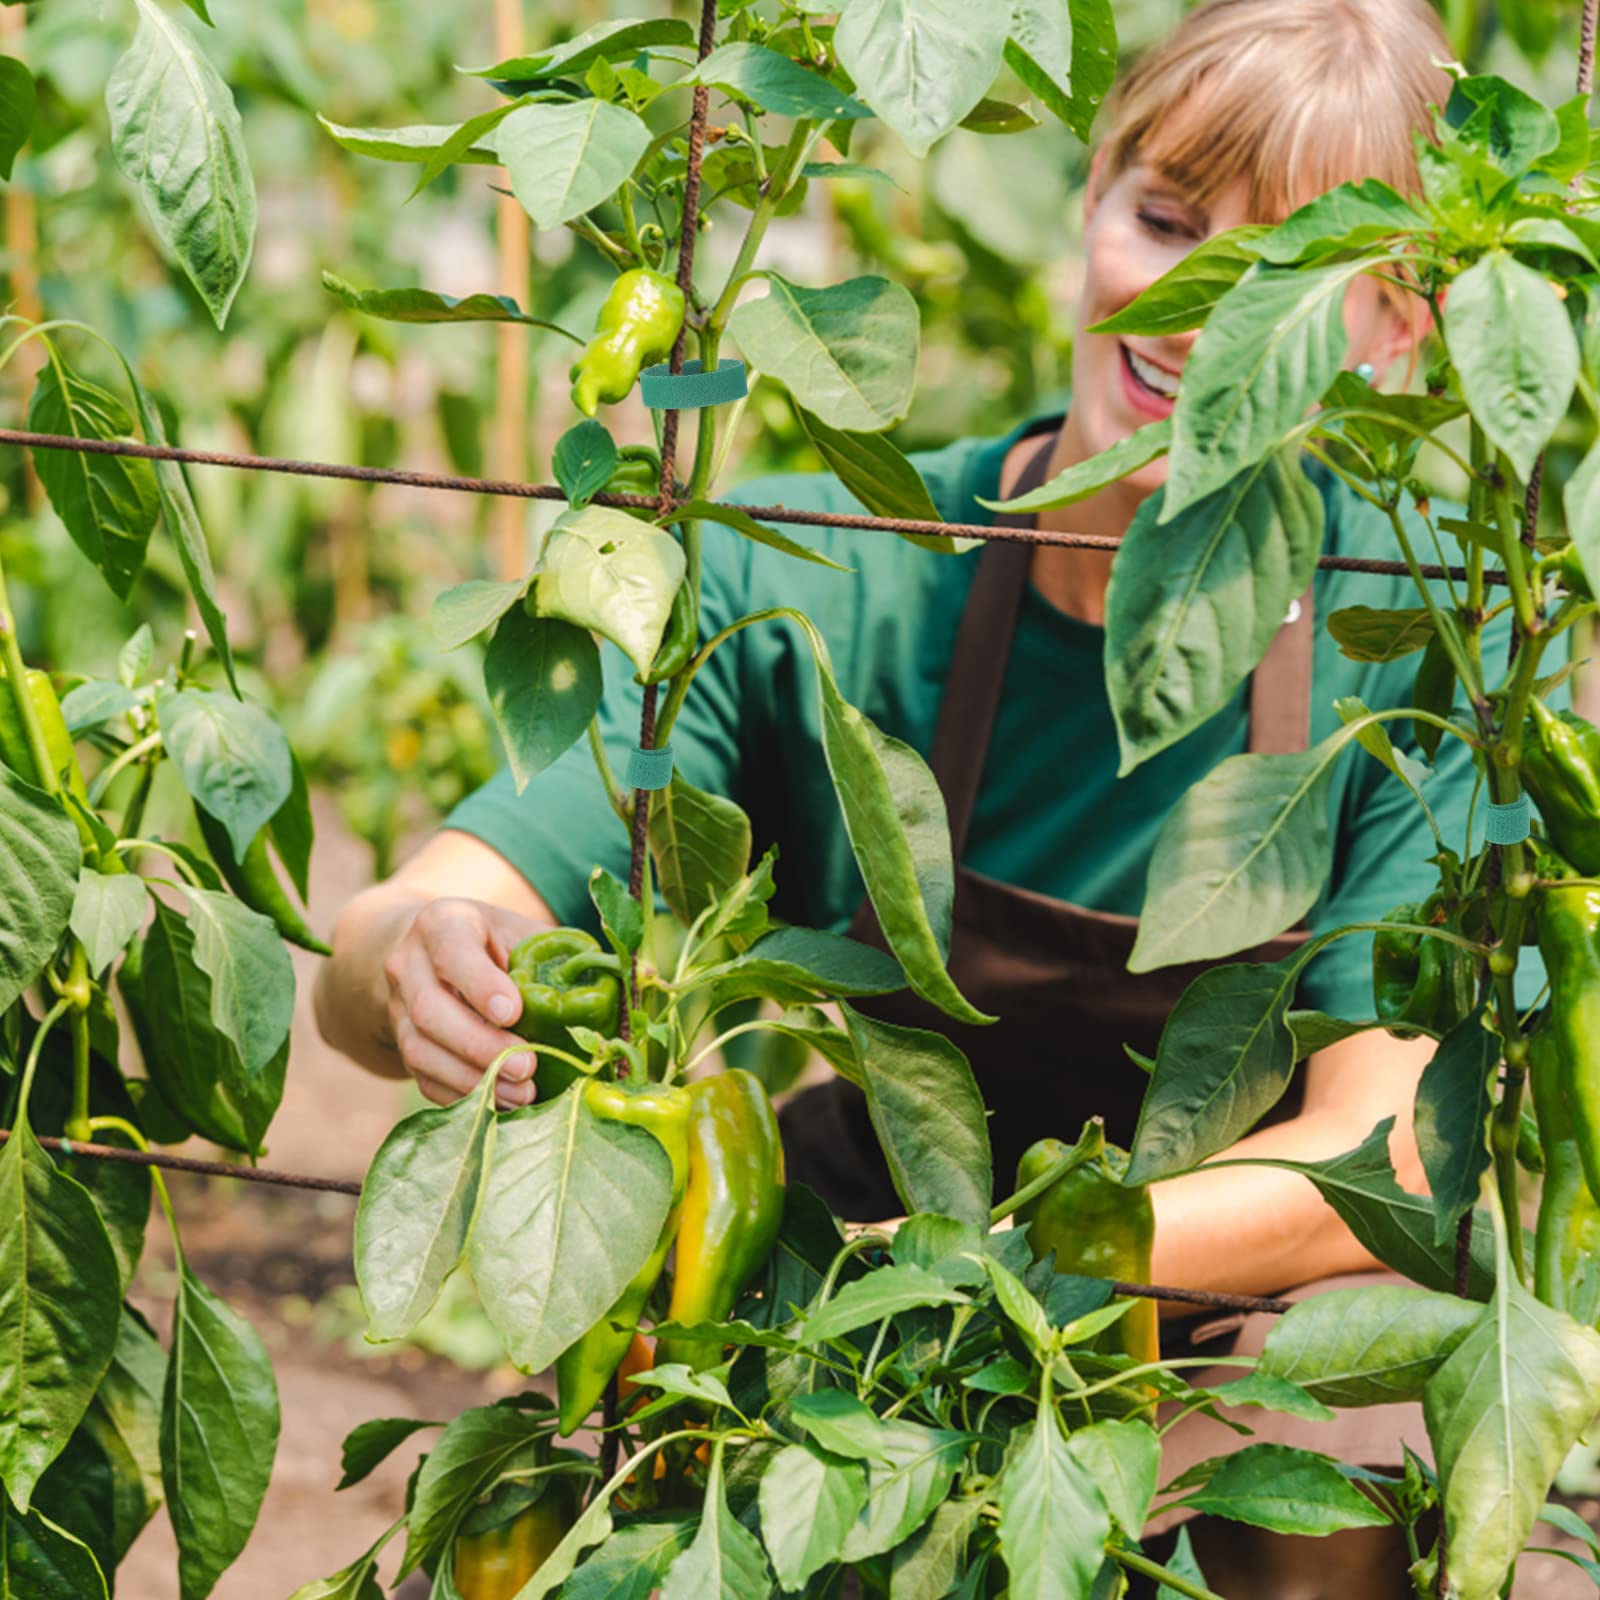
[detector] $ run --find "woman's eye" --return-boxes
[1137,208,1194,241]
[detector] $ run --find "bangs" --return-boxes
[1100,0,1453,224]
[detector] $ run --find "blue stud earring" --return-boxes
[1355,361,1376,383]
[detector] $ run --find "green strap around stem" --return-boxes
[639,358,747,410]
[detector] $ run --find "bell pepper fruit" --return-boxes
[451,1482,577,1600]
[507,929,622,1099]
[608,443,664,501]
[1523,700,1600,876]
[556,1077,691,1435]
[195,808,331,955]
[1536,872,1600,1220]
[1371,895,1476,1038]
[659,1069,786,1372]
[1016,1122,1158,1366]
[569,269,686,418]
[0,666,97,854]
[1529,1013,1600,1325]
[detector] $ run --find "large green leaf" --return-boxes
[467,1089,674,1373]
[158,688,292,860]
[674,498,854,569]
[498,100,650,230]
[1090,227,1267,338]
[184,887,294,1075]
[1130,722,1364,971]
[431,578,528,651]
[800,1264,969,1344]
[1174,1443,1390,1535]
[835,0,1010,156]
[70,869,148,979]
[85,1308,166,1558]
[1563,437,1600,600]
[699,927,904,1012]
[534,504,686,679]
[997,1412,1110,1600]
[1004,0,1117,144]
[0,1125,121,1511]
[658,1449,773,1600]
[1254,179,1426,265]
[731,274,919,431]
[1326,605,1436,663]
[161,1261,279,1600]
[318,116,502,165]
[355,1063,501,1342]
[1107,450,1323,772]
[106,0,256,327]
[1163,260,1368,516]
[1128,956,1299,1183]
[1063,1420,1160,1538]
[981,420,1168,514]
[483,610,603,793]
[1424,1237,1600,1600]
[843,1007,992,1230]
[467,19,696,82]
[1257,1284,1481,1407]
[841,1419,968,1561]
[28,361,160,603]
[1445,250,1578,480]
[889,1495,983,1600]
[0,1501,108,1599]
[559,1516,696,1600]
[322,272,577,336]
[688,43,872,121]
[757,1443,868,1590]
[1414,1010,1496,1246]
[0,56,34,181]
[648,775,752,927]
[0,767,80,1016]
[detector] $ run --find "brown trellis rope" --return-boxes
[0,427,1511,585]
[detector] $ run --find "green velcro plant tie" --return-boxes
[639,358,747,410]
[1486,793,1531,845]
[626,743,674,791]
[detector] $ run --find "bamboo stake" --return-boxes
[1,7,39,510]
[492,0,531,580]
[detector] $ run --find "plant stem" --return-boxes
[89,731,162,804]
[1113,1546,1228,1600]
[1383,500,1482,706]
[15,995,71,1126]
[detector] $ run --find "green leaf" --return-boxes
[795,412,973,555]
[800,1263,969,1343]
[1163,260,1368,516]
[1564,436,1600,601]
[0,1125,120,1511]
[0,766,80,1017]
[997,1414,1110,1600]
[0,1501,108,1599]
[334,1417,438,1491]
[498,100,650,230]
[1414,1009,1496,1246]
[404,98,529,200]
[1425,1259,1600,1599]
[1412,630,1457,762]
[286,1552,384,1600]
[483,610,603,793]
[0,56,34,181]
[83,1308,165,1559]
[431,578,527,651]
[534,504,687,679]
[1004,0,1117,144]
[835,0,1009,157]
[1332,696,1434,818]
[786,1390,894,1461]
[1445,251,1578,481]
[1064,1420,1160,1536]
[590,866,643,958]
[1176,1443,1390,1535]
[843,1007,992,1229]
[106,0,256,327]
[1108,449,1323,772]
[1156,1527,1206,1600]
[318,116,502,165]
[981,421,1169,513]
[355,1063,501,1342]
[162,1259,280,1600]
[889,1496,983,1599]
[957,96,1037,135]
[1446,74,1561,178]
[1254,179,1425,265]
[758,1443,869,1590]
[158,688,292,860]
[1287,1010,1383,1061]
[700,927,904,1011]
[658,1449,772,1600]
[688,43,871,121]
[980,1255,1054,1360]
[647,775,752,927]
[1089,227,1267,337]
[184,886,294,1074]
[731,274,919,431]
[1327,605,1436,663]
[673,498,853,569]
[1208,1371,1336,1422]
[1130,721,1366,971]
[1257,1284,1481,1407]
[841,1419,969,1561]
[70,868,148,978]
[554,420,618,510]
[28,361,160,602]
[322,271,578,336]
[559,1516,696,1600]
[466,19,696,82]
[467,1088,675,1373]
[59,680,139,735]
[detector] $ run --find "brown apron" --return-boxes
[778,431,1429,1596]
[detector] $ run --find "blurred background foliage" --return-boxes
[0,0,1592,864]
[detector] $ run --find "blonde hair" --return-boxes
[1099,0,1455,221]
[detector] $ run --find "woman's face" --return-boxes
[1071,159,1412,503]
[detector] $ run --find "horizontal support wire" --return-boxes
[0,427,1503,585]
[0,1126,1289,1312]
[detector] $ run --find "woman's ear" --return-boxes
[1084,147,1106,226]
[1366,286,1432,382]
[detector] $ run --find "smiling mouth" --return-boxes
[1122,344,1181,401]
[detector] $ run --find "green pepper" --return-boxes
[1371,895,1476,1038]
[507,929,622,1099]
[556,1077,691,1435]
[1016,1122,1158,1366]
[1523,700,1600,876]
[569,269,686,418]
[451,1480,577,1600]
[636,578,697,687]
[608,443,664,501]
[658,1070,786,1373]
[0,667,97,854]
[1529,1013,1600,1325]
[1536,874,1600,1221]
[194,808,331,955]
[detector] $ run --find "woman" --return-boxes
[318,2,1466,1591]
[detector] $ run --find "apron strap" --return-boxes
[1247,587,1316,755]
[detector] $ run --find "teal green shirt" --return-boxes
[448,414,1510,1020]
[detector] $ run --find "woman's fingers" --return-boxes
[396,1016,535,1111]
[414,899,530,1031]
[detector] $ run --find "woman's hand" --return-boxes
[382,897,545,1109]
